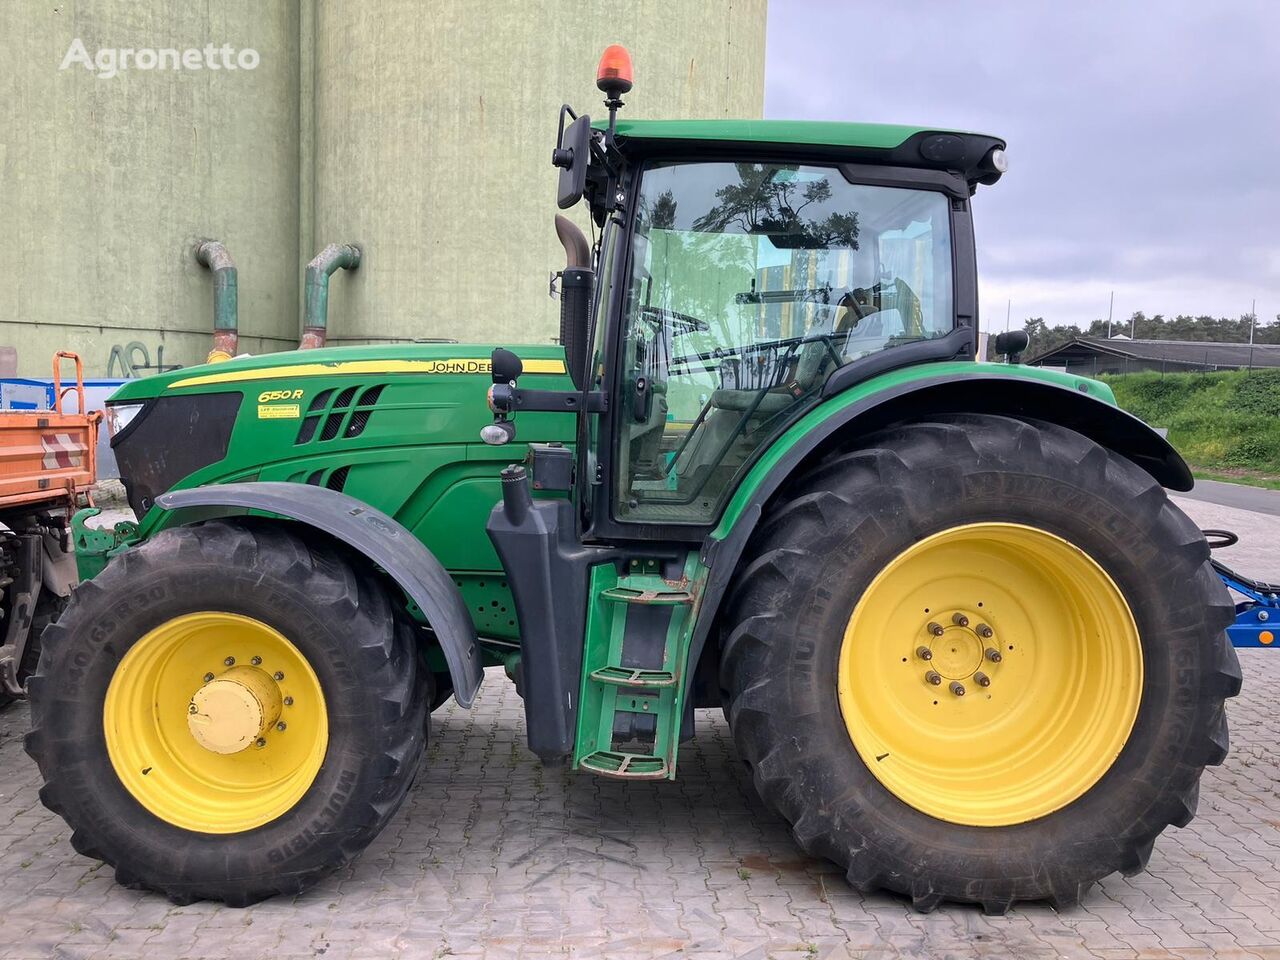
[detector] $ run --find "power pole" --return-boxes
[1005,299,1011,334]
[1250,299,1257,345]
[1107,290,1114,338]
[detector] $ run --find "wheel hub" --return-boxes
[926,617,986,681]
[187,666,282,754]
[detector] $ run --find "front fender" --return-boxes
[151,482,483,707]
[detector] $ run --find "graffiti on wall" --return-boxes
[107,341,183,378]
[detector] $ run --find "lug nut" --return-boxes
[985,648,1003,663]
[927,622,944,637]
[977,624,993,638]
[915,646,934,661]
[974,671,991,687]
[274,671,285,681]
[203,672,215,683]
[283,696,294,707]
[251,656,262,666]
[188,703,198,714]
[255,738,267,749]
[276,722,287,732]
[952,613,969,628]
[925,671,943,686]
[950,681,966,697]
[224,656,235,666]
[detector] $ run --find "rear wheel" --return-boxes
[721,415,1240,912]
[26,521,429,905]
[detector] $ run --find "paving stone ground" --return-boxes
[0,500,1277,959]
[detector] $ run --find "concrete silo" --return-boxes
[0,2,302,377]
[310,1,768,346]
[0,1,766,376]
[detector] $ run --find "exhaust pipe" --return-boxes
[554,216,593,389]
[195,240,238,363]
[300,243,361,350]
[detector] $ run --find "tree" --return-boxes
[693,164,860,250]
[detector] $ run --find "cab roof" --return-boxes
[600,119,1007,188]
[611,119,936,149]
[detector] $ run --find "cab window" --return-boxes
[615,160,954,524]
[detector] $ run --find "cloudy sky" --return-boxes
[765,1,1279,335]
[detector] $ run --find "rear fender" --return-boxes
[151,482,483,707]
[685,369,1191,706]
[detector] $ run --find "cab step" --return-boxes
[579,750,669,780]
[573,559,701,781]
[599,586,693,605]
[590,665,677,688]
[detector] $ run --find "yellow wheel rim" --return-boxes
[104,612,328,833]
[837,522,1142,827]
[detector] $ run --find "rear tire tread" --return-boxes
[721,415,1238,912]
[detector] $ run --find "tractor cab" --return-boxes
[486,46,1008,539]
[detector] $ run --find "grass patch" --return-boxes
[1102,369,1280,480]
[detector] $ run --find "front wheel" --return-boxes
[26,521,429,905]
[721,415,1240,913]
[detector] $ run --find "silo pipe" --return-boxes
[195,240,238,362]
[300,243,361,349]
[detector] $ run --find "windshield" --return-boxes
[615,160,955,525]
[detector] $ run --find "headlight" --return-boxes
[104,402,146,437]
[988,148,1009,174]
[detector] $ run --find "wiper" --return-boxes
[734,286,840,305]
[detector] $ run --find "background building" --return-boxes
[0,1,767,377]
[1027,337,1280,375]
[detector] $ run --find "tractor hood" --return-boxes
[106,342,574,519]
[107,342,569,403]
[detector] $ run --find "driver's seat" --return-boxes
[707,332,836,416]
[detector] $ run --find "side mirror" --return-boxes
[553,113,592,210]
[994,330,1030,363]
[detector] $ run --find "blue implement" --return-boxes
[1205,529,1279,649]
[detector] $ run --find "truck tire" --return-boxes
[720,414,1240,913]
[25,520,429,905]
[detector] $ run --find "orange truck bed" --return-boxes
[0,353,101,512]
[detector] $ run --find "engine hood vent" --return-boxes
[295,384,385,445]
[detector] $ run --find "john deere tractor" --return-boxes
[26,48,1239,912]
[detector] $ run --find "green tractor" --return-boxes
[27,49,1239,913]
